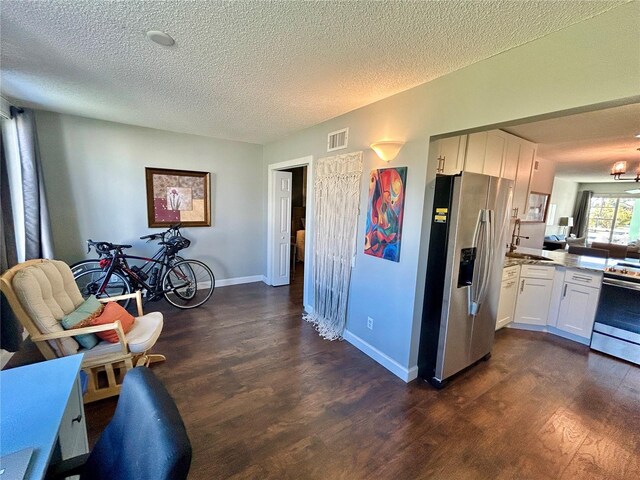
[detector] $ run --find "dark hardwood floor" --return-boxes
[6,265,639,479]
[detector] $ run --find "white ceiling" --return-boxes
[0,0,627,144]
[505,103,640,183]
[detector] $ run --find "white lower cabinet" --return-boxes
[556,282,601,339]
[513,277,553,326]
[496,278,518,330]
[506,263,603,345]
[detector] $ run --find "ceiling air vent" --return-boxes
[327,128,348,152]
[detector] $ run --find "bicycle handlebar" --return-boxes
[139,224,182,242]
[86,240,132,255]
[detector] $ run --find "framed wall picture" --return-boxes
[364,166,407,262]
[145,167,211,227]
[525,192,550,223]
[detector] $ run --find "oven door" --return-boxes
[591,277,640,365]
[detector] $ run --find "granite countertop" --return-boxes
[502,247,638,273]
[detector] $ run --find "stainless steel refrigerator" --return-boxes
[418,172,513,388]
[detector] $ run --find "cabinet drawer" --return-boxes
[564,268,602,288]
[502,265,520,281]
[520,264,555,280]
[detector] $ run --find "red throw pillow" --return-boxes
[90,302,135,343]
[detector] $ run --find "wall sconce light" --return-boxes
[370,141,405,162]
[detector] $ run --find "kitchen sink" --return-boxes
[505,252,554,261]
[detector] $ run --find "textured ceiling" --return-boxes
[505,103,640,183]
[0,0,627,144]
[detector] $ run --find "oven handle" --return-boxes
[603,277,640,291]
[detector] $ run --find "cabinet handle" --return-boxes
[562,284,568,298]
[520,280,525,293]
[437,156,445,173]
[572,275,592,283]
[72,414,82,424]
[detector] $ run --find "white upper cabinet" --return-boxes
[512,140,536,219]
[435,135,467,175]
[464,132,487,174]
[501,136,520,181]
[483,131,507,177]
[432,130,539,220]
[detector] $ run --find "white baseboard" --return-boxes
[342,330,417,383]
[508,323,590,346]
[216,275,265,287]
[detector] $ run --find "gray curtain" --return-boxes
[14,108,54,260]
[572,190,592,239]
[1,126,23,351]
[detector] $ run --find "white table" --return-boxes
[0,354,88,479]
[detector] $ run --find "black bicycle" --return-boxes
[71,224,185,277]
[74,229,215,309]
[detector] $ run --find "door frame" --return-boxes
[267,155,314,311]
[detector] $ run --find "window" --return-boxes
[587,195,640,245]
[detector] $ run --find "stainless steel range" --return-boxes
[590,262,640,365]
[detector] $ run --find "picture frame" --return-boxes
[145,167,211,227]
[525,192,550,223]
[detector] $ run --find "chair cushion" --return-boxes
[91,302,135,343]
[60,296,104,350]
[12,260,83,356]
[80,312,163,359]
[126,312,163,353]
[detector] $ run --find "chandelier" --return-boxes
[611,148,640,182]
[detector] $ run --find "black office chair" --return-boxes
[47,367,192,480]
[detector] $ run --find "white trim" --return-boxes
[267,155,314,309]
[507,323,590,345]
[342,330,418,383]
[216,275,265,287]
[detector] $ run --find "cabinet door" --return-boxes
[501,136,520,181]
[513,278,553,326]
[557,283,600,338]
[464,132,486,174]
[58,376,89,459]
[512,142,535,219]
[438,135,466,175]
[483,131,506,177]
[496,279,518,330]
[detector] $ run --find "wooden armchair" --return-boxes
[0,259,165,403]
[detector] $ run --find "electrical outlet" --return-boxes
[367,317,374,330]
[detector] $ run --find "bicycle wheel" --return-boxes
[162,260,215,309]
[75,269,132,309]
[71,259,101,278]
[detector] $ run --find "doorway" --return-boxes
[267,156,313,311]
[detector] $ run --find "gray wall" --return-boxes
[262,3,640,378]
[36,111,265,281]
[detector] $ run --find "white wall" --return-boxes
[35,111,265,282]
[263,2,640,380]
[546,177,579,236]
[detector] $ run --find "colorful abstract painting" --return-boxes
[145,168,211,227]
[364,166,407,262]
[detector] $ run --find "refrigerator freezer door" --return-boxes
[435,173,491,381]
[469,176,513,364]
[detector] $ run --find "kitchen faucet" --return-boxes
[509,218,529,253]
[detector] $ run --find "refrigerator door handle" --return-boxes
[468,211,483,315]
[470,209,494,316]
